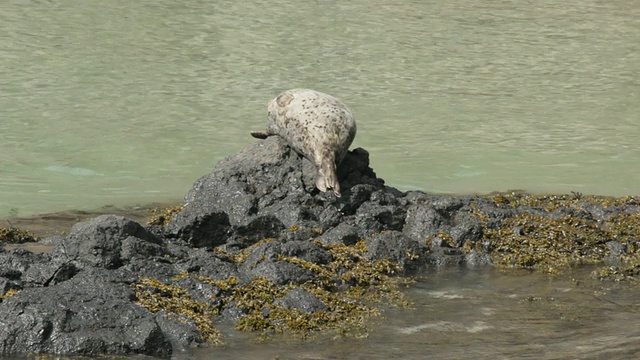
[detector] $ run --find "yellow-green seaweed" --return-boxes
[132,276,223,344]
[0,226,38,243]
[0,288,21,301]
[468,192,640,276]
[131,239,412,344]
[146,205,184,226]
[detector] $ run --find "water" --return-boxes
[1,0,639,218]
[196,268,640,360]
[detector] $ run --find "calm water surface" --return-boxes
[1,0,639,217]
[195,268,640,360]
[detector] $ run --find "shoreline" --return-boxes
[1,202,180,239]
[3,189,637,239]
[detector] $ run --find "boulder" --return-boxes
[0,268,171,357]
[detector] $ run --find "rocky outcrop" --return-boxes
[1,136,638,357]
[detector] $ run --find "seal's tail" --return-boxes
[316,155,341,197]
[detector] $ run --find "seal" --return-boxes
[251,89,357,197]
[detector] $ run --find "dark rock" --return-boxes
[174,248,239,281]
[273,288,328,313]
[364,231,425,272]
[121,236,167,262]
[238,240,330,270]
[234,215,285,245]
[356,202,406,231]
[174,275,223,304]
[167,211,231,248]
[154,312,205,352]
[449,218,483,247]
[0,277,20,296]
[426,246,466,267]
[403,204,447,242]
[221,302,247,322]
[239,253,317,286]
[280,241,333,264]
[59,215,161,269]
[0,248,74,287]
[0,269,171,357]
[239,252,317,286]
[464,251,493,268]
[168,137,383,249]
[317,222,360,245]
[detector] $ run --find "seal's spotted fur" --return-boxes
[251,89,357,196]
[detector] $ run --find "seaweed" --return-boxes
[131,239,411,344]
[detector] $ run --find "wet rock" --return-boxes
[317,222,360,245]
[239,256,317,285]
[449,218,483,247]
[464,251,493,268]
[60,215,162,269]
[174,248,239,281]
[167,137,384,246]
[273,288,328,313]
[221,301,247,322]
[154,312,205,352]
[0,248,75,287]
[403,204,447,242]
[605,241,627,265]
[166,211,231,248]
[364,231,425,272]
[0,269,171,357]
[426,246,467,267]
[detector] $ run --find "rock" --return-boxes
[165,211,231,248]
[0,269,171,357]
[273,288,328,313]
[154,312,205,352]
[238,242,320,285]
[0,248,76,287]
[317,222,360,245]
[59,215,162,269]
[403,204,447,242]
[464,251,493,268]
[167,137,384,247]
[174,248,239,281]
[364,231,425,272]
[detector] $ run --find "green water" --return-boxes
[1,0,639,217]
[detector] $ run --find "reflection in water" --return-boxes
[1,0,639,216]
[196,268,640,359]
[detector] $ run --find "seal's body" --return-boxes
[251,89,357,196]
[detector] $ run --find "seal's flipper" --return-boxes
[316,155,341,197]
[250,131,272,139]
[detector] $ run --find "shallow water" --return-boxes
[195,268,640,360]
[1,0,639,218]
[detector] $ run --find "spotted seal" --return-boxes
[251,89,357,197]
